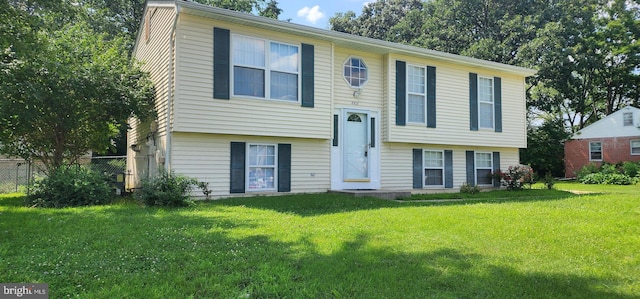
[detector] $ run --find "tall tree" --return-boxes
[73,0,283,51]
[520,117,571,177]
[0,12,155,170]
[521,0,640,131]
[329,0,424,42]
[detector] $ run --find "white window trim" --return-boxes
[423,149,444,188]
[230,34,301,103]
[406,64,427,125]
[589,141,603,161]
[478,76,494,130]
[342,56,369,89]
[246,143,278,192]
[631,140,640,155]
[475,152,493,186]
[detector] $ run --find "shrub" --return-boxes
[197,181,212,201]
[543,173,555,190]
[135,170,197,207]
[576,162,600,180]
[495,165,534,191]
[622,161,639,178]
[580,173,636,185]
[26,166,113,208]
[459,183,480,194]
[599,162,620,175]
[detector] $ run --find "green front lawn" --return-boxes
[1,182,638,298]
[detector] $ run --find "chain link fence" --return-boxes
[0,159,31,193]
[0,156,127,194]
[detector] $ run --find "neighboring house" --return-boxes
[127,0,535,197]
[564,105,640,178]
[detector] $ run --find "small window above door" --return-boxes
[347,114,362,122]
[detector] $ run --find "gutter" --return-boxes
[164,3,179,171]
[176,1,536,77]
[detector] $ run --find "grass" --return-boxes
[407,185,572,201]
[0,182,639,298]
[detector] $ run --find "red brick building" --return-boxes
[564,106,640,178]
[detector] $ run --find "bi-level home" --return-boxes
[126,0,536,198]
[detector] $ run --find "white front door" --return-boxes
[331,109,380,190]
[344,112,369,181]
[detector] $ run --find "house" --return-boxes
[564,105,640,178]
[126,0,536,198]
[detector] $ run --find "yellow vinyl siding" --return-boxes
[333,48,384,112]
[171,133,330,198]
[380,143,520,190]
[172,15,332,139]
[127,6,175,189]
[385,54,527,149]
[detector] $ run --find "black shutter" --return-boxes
[427,66,436,128]
[492,152,501,187]
[301,44,314,107]
[494,77,502,132]
[444,150,453,188]
[413,149,422,188]
[278,144,291,192]
[370,117,376,148]
[396,61,406,126]
[466,150,475,186]
[333,114,339,147]
[230,142,245,193]
[213,27,230,100]
[469,73,478,131]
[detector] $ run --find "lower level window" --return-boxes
[423,150,443,186]
[590,142,602,161]
[248,144,276,191]
[631,140,640,155]
[476,152,493,185]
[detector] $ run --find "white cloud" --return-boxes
[297,5,325,24]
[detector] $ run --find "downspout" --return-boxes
[165,4,179,171]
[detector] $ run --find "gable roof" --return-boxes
[571,105,640,139]
[140,0,536,77]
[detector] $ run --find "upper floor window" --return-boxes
[232,35,299,101]
[478,77,494,129]
[589,142,602,161]
[476,152,493,185]
[423,150,444,186]
[344,57,368,88]
[407,65,426,124]
[631,140,640,155]
[623,112,633,126]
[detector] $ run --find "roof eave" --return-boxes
[176,1,536,77]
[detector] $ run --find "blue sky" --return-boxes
[276,0,371,29]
